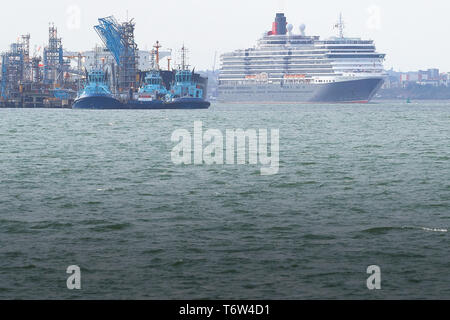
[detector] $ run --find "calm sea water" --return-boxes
[0,102,449,300]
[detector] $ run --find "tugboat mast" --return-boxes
[180,45,190,70]
[153,41,162,70]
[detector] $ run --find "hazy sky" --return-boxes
[1,0,448,71]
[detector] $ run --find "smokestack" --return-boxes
[274,13,287,35]
[272,21,278,35]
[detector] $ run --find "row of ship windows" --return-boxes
[223,56,332,60]
[223,61,330,65]
[219,80,335,88]
[221,63,383,68]
[222,65,336,68]
[222,62,383,67]
[222,66,382,71]
[222,58,328,62]
[255,38,374,45]
[323,49,377,53]
[223,55,383,61]
[223,55,379,59]
[222,68,332,72]
[251,47,376,53]
[221,66,334,69]
[319,40,374,44]
[223,50,376,57]
[220,73,380,81]
[221,65,382,70]
[220,90,312,94]
[317,46,376,50]
[224,52,325,57]
[222,62,332,65]
[221,70,334,73]
[222,60,381,66]
[227,54,378,59]
[221,72,339,75]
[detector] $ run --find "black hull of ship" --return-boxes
[72,95,124,109]
[73,96,210,110]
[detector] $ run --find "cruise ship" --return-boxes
[218,13,386,103]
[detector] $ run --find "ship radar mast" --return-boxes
[153,41,162,70]
[179,45,190,71]
[334,13,345,38]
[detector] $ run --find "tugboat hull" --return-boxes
[73,96,210,110]
[72,96,124,109]
[125,98,210,109]
[166,98,211,109]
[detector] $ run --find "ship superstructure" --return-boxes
[125,45,210,109]
[138,70,168,101]
[218,13,386,103]
[170,46,205,99]
[72,68,123,109]
[137,42,168,102]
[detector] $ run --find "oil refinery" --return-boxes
[0,16,209,109]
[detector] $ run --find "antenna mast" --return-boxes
[212,51,217,72]
[153,41,162,70]
[335,13,345,38]
[180,45,189,70]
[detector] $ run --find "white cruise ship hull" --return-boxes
[218,77,385,104]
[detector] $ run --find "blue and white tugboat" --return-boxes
[167,45,210,109]
[72,41,210,110]
[167,65,210,109]
[126,69,168,109]
[126,44,210,109]
[72,69,123,109]
[138,70,169,102]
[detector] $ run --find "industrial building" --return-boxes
[0,16,174,108]
[0,25,80,108]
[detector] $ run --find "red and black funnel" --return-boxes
[270,13,287,35]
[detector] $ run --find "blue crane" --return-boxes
[94,16,125,65]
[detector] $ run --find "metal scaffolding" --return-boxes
[1,39,26,98]
[31,56,42,83]
[21,34,31,82]
[0,24,80,107]
[95,16,138,92]
[119,20,138,91]
[43,24,64,86]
